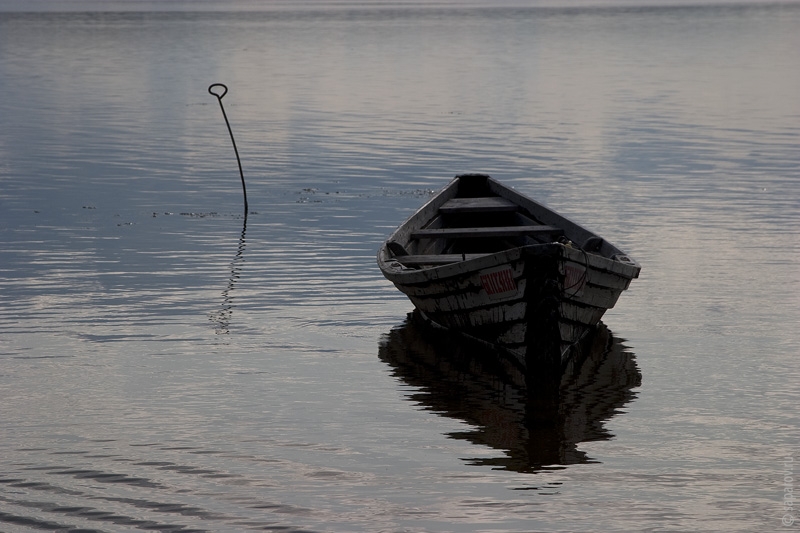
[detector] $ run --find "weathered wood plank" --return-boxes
[439,197,518,214]
[411,225,563,239]
[394,253,491,266]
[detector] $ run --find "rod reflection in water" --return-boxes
[378,311,642,473]
[210,215,247,335]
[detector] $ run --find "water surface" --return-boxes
[1,2,799,531]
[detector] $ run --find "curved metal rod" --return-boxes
[209,83,248,215]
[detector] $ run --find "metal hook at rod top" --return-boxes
[208,83,228,99]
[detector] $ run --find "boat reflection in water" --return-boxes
[378,311,641,473]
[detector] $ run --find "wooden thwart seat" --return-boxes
[410,225,563,240]
[394,253,491,267]
[439,197,518,214]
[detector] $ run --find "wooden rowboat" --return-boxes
[377,173,641,371]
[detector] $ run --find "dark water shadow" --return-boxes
[210,214,247,335]
[378,312,642,473]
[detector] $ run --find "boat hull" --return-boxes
[381,242,632,369]
[377,174,640,371]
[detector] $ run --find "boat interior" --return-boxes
[389,174,583,268]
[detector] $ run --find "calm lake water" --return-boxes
[1,1,799,531]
